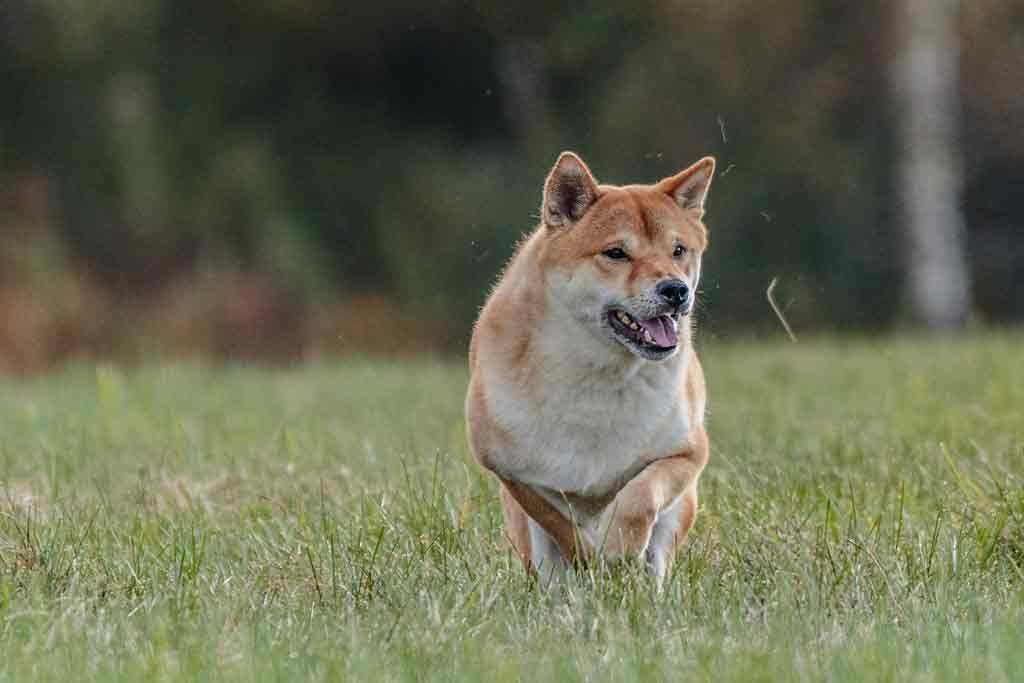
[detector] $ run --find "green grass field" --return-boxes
[2,334,1023,681]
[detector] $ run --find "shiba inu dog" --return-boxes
[465,152,715,587]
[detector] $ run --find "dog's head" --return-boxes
[538,151,714,362]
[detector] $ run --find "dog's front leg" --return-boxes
[599,429,708,585]
[500,477,591,567]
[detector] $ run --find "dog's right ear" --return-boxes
[542,152,599,228]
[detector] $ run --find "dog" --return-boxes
[465,151,715,587]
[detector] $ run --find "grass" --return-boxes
[1,333,1023,681]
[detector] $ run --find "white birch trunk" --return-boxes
[891,0,971,330]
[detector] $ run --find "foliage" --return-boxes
[1,1,1024,367]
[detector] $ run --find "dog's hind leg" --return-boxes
[527,518,571,584]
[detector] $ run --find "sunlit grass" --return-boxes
[2,333,1023,681]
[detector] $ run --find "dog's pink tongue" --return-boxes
[641,316,677,347]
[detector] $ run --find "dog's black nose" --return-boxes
[657,279,690,307]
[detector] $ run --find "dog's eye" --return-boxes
[673,244,687,258]
[602,247,629,261]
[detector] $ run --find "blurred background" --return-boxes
[1,0,1021,373]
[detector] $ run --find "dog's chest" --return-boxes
[487,353,691,499]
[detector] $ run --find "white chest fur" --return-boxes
[483,314,695,505]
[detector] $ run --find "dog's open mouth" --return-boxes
[607,309,679,355]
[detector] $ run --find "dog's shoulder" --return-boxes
[683,343,707,430]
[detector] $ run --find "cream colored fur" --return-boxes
[466,152,714,588]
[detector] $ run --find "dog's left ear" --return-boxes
[658,156,715,215]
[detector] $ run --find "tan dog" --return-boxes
[466,152,714,587]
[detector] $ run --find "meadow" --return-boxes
[1,334,1023,681]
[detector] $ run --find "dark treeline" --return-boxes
[1,1,1022,370]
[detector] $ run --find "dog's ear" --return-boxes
[659,157,715,215]
[542,152,599,227]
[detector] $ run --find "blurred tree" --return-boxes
[961,0,1024,322]
[891,0,971,330]
[1,0,1023,367]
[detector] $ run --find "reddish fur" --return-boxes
[466,152,715,576]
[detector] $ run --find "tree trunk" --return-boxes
[891,0,970,330]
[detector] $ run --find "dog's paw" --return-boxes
[599,505,656,559]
